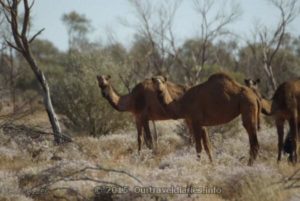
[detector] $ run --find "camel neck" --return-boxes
[158,87,184,119]
[251,88,273,116]
[101,84,132,112]
[261,97,272,115]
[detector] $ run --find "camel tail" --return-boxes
[256,99,261,131]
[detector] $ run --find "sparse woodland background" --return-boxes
[0,1,300,200]
[0,0,299,136]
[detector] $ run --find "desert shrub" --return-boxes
[50,52,130,136]
[214,167,286,201]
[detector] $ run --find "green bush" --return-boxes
[50,53,130,136]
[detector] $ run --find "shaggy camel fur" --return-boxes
[152,73,261,165]
[97,75,188,152]
[244,78,300,164]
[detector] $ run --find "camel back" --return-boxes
[272,79,300,112]
[130,78,187,113]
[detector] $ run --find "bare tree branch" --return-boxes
[5,39,22,52]
[29,28,45,43]
[253,0,300,92]
[0,0,70,143]
[180,0,242,84]
[21,0,30,38]
[127,0,182,76]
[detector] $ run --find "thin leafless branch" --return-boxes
[29,28,45,43]
[252,0,300,91]
[0,0,69,143]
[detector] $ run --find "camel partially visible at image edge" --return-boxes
[97,75,188,152]
[152,73,261,165]
[244,78,300,164]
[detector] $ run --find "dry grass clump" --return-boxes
[76,132,136,161]
[210,165,287,201]
[0,170,35,201]
[18,161,101,201]
[75,120,188,168]
[0,154,33,172]
[0,113,300,201]
[0,195,34,201]
[0,129,34,171]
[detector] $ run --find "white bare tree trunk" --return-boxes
[0,0,72,144]
[24,51,70,143]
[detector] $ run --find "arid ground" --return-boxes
[0,105,299,201]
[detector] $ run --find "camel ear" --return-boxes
[244,79,250,85]
[162,75,167,82]
[255,78,260,84]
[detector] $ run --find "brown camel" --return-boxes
[97,75,188,152]
[244,78,300,164]
[152,73,261,165]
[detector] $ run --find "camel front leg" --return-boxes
[185,119,194,145]
[143,120,153,150]
[241,106,259,166]
[191,121,203,160]
[136,118,143,152]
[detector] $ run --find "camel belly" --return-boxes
[201,113,240,126]
[147,108,172,120]
[186,98,241,126]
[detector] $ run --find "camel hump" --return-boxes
[208,73,234,82]
[273,81,299,112]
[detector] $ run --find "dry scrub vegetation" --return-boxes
[1,0,300,200]
[0,107,299,201]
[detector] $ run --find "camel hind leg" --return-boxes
[201,127,213,163]
[241,102,260,166]
[256,99,261,130]
[276,117,284,162]
[285,95,299,164]
[191,121,213,162]
[288,114,298,164]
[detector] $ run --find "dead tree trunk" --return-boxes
[23,51,67,143]
[262,50,278,92]
[9,47,16,113]
[0,0,71,144]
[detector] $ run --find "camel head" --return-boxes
[244,78,260,90]
[97,75,112,98]
[97,75,111,89]
[152,75,175,109]
[151,75,168,93]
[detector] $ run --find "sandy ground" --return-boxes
[0,108,299,201]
